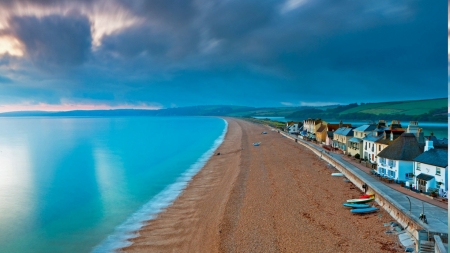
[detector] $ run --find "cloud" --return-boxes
[117,0,197,28]
[0,0,447,110]
[9,13,92,69]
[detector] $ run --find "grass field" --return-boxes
[339,98,447,116]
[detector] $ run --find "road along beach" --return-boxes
[122,118,402,252]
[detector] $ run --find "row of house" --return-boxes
[295,119,448,196]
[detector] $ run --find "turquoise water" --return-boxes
[0,116,227,253]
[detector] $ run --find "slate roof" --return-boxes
[354,124,377,132]
[334,127,354,136]
[327,131,334,138]
[362,132,383,142]
[425,136,448,149]
[413,148,448,167]
[377,133,423,161]
[416,174,435,181]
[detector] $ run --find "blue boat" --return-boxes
[343,203,370,208]
[350,207,379,214]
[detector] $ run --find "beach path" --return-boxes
[122,118,402,253]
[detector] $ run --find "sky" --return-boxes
[0,0,447,112]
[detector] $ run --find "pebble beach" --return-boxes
[122,118,403,253]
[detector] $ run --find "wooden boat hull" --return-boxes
[350,207,379,214]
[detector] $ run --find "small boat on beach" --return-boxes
[253,142,261,146]
[262,132,267,134]
[331,173,343,177]
[359,194,375,199]
[350,207,379,214]
[346,197,374,204]
[343,203,371,208]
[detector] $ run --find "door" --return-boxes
[417,179,427,193]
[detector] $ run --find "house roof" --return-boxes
[416,173,435,181]
[334,127,354,136]
[354,124,377,132]
[327,131,334,138]
[413,148,448,168]
[327,124,340,131]
[425,136,448,149]
[377,133,422,161]
[317,125,327,133]
[375,139,393,145]
[349,137,362,143]
[362,132,383,142]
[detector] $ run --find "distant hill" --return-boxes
[0,98,447,122]
[339,98,447,116]
[285,98,448,122]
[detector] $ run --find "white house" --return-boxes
[376,133,422,182]
[413,140,448,195]
[286,122,302,134]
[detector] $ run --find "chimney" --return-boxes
[416,128,424,144]
[339,120,343,128]
[424,137,434,152]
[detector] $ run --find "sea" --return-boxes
[0,116,227,253]
[253,117,449,139]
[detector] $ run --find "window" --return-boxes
[416,163,421,170]
[405,173,414,179]
[436,167,441,175]
[378,145,381,151]
[388,160,395,167]
[379,157,386,164]
[388,170,395,178]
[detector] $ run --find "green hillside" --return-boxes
[340,98,447,115]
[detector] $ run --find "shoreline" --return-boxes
[121,117,242,252]
[122,118,403,252]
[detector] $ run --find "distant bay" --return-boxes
[0,116,226,253]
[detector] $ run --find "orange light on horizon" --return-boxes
[0,103,162,113]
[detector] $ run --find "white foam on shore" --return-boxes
[92,119,228,253]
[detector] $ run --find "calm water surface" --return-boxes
[0,116,226,253]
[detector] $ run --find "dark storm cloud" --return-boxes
[0,0,447,108]
[205,0,276,40]
[101,24,170,59]
[9,13,92,69]
[117,0,197,28]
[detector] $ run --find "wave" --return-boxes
[92,119,228,253]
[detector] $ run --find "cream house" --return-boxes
[333,127,354,154]
[347,124,376,157]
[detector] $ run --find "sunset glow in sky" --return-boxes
[0,0,447,112]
